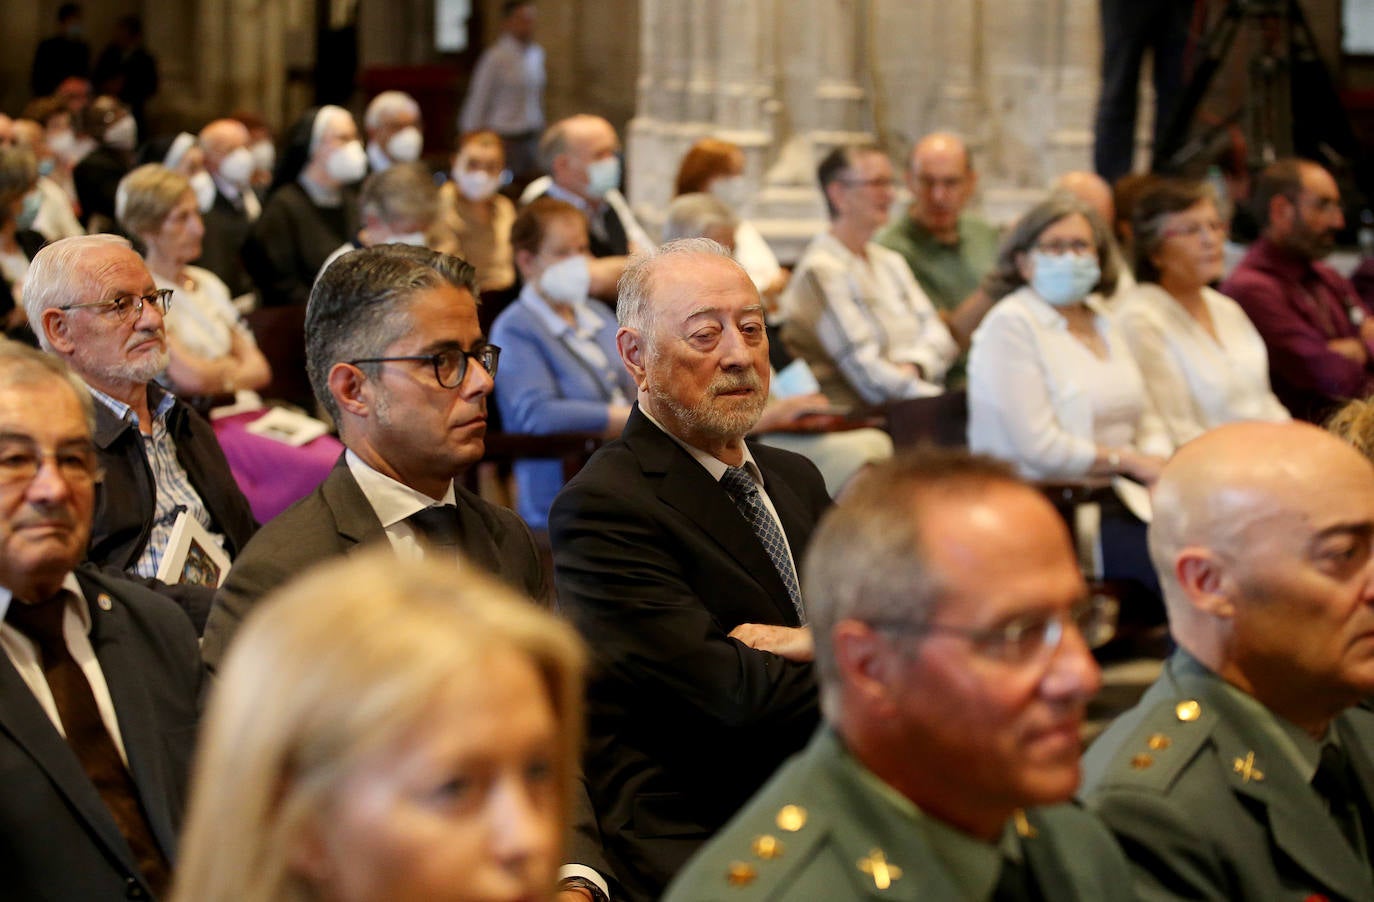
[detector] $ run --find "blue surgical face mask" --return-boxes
[1028,250,1100,306]
[16,191,41,231]
[585,156,620,199]
[37,158,55,178]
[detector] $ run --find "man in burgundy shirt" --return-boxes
[1223,158,1374,422]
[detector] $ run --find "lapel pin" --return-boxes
[96,593,113,612]
[1233,751,1265,783]
[858,849,902,890]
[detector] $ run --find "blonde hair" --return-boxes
[171,551,586,902]
[1326,397,1374,462]
[116,163,191,238]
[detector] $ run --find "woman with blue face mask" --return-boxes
[967,194,1172,606]
[0,146,47,340]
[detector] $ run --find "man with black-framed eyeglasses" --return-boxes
[24,234,257,634]
[665,449,1134,901]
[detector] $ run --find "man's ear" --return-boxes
[1174,546,1236,620]
[41,308,74,355]
[328,362,372,420]
[832,620,901,716]
[616,327,647,391]
[1268,192,1296,236]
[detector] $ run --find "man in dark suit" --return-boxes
[195,118,260,299]
[1081,421,1374,900]
[666,451,1130,901]
[26,235,257,633]
[0,340,204,900]
[202,244,547,665]
[548,239,830,901]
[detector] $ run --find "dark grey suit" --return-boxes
[0,565,205,901]
[201,454,548,670]
[549,406,829,902]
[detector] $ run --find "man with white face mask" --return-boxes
[317,163,441,279]
[196,118,262,299]
[437,130,516,292]
[491,198,635,526]
[72,96,135,232]
[363,91,423,174]
[244,105,363,310]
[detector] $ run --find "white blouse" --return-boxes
[156,265,255,362]
[1116,283,1289,446]
[967,285,1173,478]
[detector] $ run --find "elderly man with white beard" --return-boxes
[548,238,832,901]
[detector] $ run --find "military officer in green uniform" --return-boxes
[664,450,1136,901]
[1081,420,1374,901]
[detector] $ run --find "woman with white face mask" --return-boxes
[72,95,135,232]
[119,163,343,522]
[673,137,788,317]
[243,105,364,309]
[490,198,636,527]
[436,130,516,292]
[967,194,1172,604]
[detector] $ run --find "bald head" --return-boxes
[1052,171,1114,228]
[1150,421,1374,727]
[906,132,975,241]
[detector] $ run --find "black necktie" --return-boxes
[1313,742,1370,863]
[6,591,170,895]
[406,504,463,549]
[719,466,805,623]
[992,852,1044,902]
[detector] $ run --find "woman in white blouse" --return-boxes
[968,194,1170,597]
[1116,178,1289,445]
[118,164,341,522]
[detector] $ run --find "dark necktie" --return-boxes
[406,504,464,549]
[719,466,805,623]
[6,591,170,895]
[992,852,1045,902]
[1313,742,1371,863]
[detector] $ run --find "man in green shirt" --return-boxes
[664,450,1134,901]
[1081,421,1374,901]
[877,133,999,315]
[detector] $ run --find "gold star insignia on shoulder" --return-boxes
[1131,753,1154,770]
[1013,809,1038,839]
[1233,751,1264,783]
[1176,700,1201,722]
[726,861,757,887]
[776,804,807,832]
[752,834,783,860]
[857,848,902,890]
[1148,733,1172,750]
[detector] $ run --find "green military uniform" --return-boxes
[663,728,1134,901]
[1080,648,1374,901]
[875,213,1000,313]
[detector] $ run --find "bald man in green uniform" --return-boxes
[663,450,1134,901]
[1080,421,1374,901]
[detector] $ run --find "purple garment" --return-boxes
[1221,237,1374,422]
[211,411,343,523]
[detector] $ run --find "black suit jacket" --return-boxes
[0,566,205,901]
[201,454,549,670]
[194,188,256,299]
[548,406,829,902]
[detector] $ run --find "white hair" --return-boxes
[364,91,420,132]
[25,235,133,351]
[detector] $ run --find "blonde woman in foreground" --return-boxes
[171,550,585,902]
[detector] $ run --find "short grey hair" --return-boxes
[803,450,1021,706]
[981,193,1119,302]
[661,193,738,244]
[0,338,96,432]
[0,146,38,215]
[25,234,133,352]
[358,163,438,231]
[363,90,420,132]
[305,245,479,425]
[616,237,741,335]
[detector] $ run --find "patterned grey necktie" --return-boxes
[720,465,805,623]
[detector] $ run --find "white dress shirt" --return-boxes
[0,576,130,763]
[967,286,1173,478]
[345,450,460,559]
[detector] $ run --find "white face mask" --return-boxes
[48,129,78,162]
[584,156,620,199]
[382,231,428,248]
[386,126,423,163]
[455,168,500,202]
[709,175,750,210]
[1028,251,1101,307]
[189,170,216,212]
[104,116,137,151]
[250,139,275,174]
[324,140,368,184]
[218,146,255,186]
[538,254,591,305]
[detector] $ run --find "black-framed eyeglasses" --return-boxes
[58,288,173,323]
[348,344,501,389]
[867,594,1118,666]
